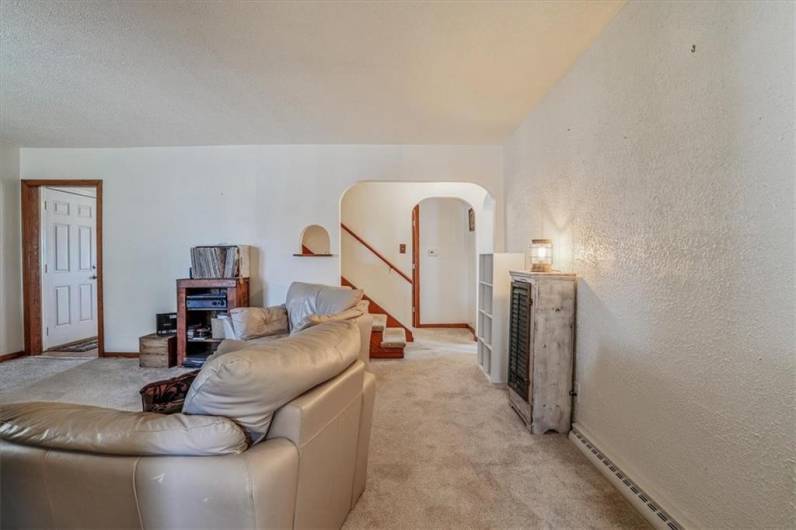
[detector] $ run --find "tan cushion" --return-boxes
[0,402,248,456]
[214,338,247,356]
[294,307,364,333]
[355,299,370,313]
[183,320,361,442]
[229,305,289,340]
[285,282,364,332]
[244,332,290,346]
[213,332,291,358]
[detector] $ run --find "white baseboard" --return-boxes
[569,424,685,530]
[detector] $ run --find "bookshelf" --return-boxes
[477,253,525,383]
[176,278,249,367]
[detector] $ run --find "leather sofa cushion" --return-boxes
[183,320,361,442]
[229,305,289,340]
[0,402,248,456]
[285,282,364,332]
[213,331,291,358]
[295,307,364,332]
[214,338,247,356]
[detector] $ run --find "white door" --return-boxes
[42,187,98,349]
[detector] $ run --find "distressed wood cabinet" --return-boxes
[507,271,576,434]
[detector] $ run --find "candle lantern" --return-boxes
[529,239,553,272]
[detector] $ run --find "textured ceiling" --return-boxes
[0,1,623,147]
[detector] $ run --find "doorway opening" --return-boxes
[411,198,476,337]
[339,181,493,356]
[21,180,104,357]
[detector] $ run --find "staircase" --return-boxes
[341,276,412,359]
[300,233,412,359]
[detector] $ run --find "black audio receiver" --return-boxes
[185,294,228,310]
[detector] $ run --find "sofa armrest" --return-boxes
[0,437,298,530]
[266,360,365,530]
[134,438,298,529]
[354,313,372,367]
[353,370,376,506]
[267,361,364,448]
[0,402,248,456]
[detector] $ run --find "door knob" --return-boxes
[89,275,97,280]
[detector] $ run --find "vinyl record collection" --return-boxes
[190,245,249,278]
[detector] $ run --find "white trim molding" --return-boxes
[570,424,685,530]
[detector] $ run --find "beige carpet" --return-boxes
[343,329,648,529]
[0,357,190,410]
[0,329,646,528]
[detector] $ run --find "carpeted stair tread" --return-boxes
[371,314,388,331]
[381,327,406,348]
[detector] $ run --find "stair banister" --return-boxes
[340,223,412,284]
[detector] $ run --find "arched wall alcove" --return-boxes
[296,224,332,256]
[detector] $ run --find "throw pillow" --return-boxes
[285,282,364,332]
[292,307,364,334]
[229,306,288,340]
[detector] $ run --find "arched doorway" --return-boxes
[339,181,495,352]
[411,197,477,331]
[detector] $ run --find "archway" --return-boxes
[339,181,495,338]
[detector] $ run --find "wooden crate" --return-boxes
[139,334,177,368]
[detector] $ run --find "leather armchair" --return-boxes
[1,322,376,530]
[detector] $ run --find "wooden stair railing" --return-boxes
[299,240,412,359]
[340,223,412,283]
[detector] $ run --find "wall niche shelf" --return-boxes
[298,224,332,256]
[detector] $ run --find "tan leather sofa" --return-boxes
[218,281,372,367]
[0,320,376,530]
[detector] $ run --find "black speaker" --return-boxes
[156,313,177,336]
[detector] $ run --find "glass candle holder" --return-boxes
[529,239,553,272]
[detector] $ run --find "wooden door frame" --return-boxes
[411,205,420,327]
[21,180,105,356]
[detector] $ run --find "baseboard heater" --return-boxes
[570,426,684,530]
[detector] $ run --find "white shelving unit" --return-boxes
[477,252,525,383]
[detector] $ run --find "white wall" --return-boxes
[341,181,493,327]
[0,144,23,355]
[20,145,502,351]
[503,1,794,527]
[419,198,476,326]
